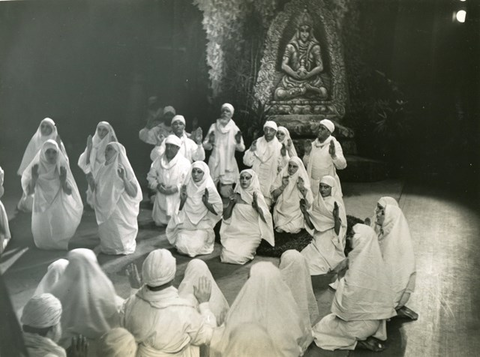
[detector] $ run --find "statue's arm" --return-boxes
[281,45,300,80]
[304,45,324,79]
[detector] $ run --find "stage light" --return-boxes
[455,10,467,23]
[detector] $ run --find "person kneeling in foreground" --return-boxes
[121,249,217,356]
[21,293,88,357]
[167,161,223,257]
[312,224,396,352]
[220,169,275,265]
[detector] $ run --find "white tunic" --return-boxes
[150,132,205,163]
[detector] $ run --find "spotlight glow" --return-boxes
[456,10,467,23]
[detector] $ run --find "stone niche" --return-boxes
[254,0,354,153]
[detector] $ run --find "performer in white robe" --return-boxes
[220,323,278,357]
[313,224,396,351]
[210,262,311,357]
[203,103,245,198]
[178,259,229,326]
[220,169,275,265]
[21,140,83,250]
[21,293,67,357]
[276,126,298,157]
[0,166,11,253]
[279,250,320,328]
[139,105,175,146]
[243,121,289,206]
[301,175,347,275]
[34,259,69,296]
[147,135,191,227]
[376,202,417,319]
[303,119,346,199]
[167,162,223,257]
[17,118,68,212]
[78,121,117,208]
[90,142,142,255]
[121,249,217,357]
[98,327,137,357]
[150,115,205,163]
[51,249,122,345]
[271,157,313,233]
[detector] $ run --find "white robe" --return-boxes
[303,136,346,199]
[147,153,191,226]
[94,143,142,255]
[166,162,223,257]
[34,259,69,296]
[23,332,66,357]
[21,141,83,250]
[121,286,216,357]
[150,132,205,163]
[243,136,288,205]
[0,167,11,252]
[203,119,245,185]
[313,224,396,351]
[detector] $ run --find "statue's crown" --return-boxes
[296,7,313,28]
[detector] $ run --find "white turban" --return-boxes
[319,119,335,134]
[165,134,182,148]
[171,115,186,125]
[21,293,62,328]
[263,121,278,131]
[221,103,234,114]
[142,249,176,286]
[320,175,336,188]
[98,327,137,357]
[163,106,176,116]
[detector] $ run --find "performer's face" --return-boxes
[287,162,299,176]
[276,131,286,141]
[299,25,310,43]
[376,205,386,226]
[40,122,53,136]
[45,148,58,164]
[319,183,332,197]
[97,126,109,139]
[317,125,330,142]
[220,106,233,125]
[192,167,205,183]
[239,172,252,189]
[264,127,276,142]
[105,145,116,164]
[172,120,185,136]
[165,144,180,160]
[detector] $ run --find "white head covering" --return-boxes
[279,250,319,328]
[50,249,120,339]
[221,103,234,114]
[178,259,229,325]
[34,259,69,296]
[18,118,63,176]
[94,142,142,224]
[181,161,222,225]
[332,224,396,321]
[234,169,274,246]
[263,121,278,131]
[378,196,399,209]
[277,126,298,157]
[165,134,182,147]
[78,121,117,175]
[272,157,313,205]
[163,106,176,116]
[212,262,310,357]
[378,205,416,305]
[320,175,336,188]
[98,327,137,357]
[21,293,62,328]
[142,249,176,287]
[222,322,278,357]
[171,115,186,125]
[319,119,335,133]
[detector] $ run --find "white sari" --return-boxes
[17,118,68,212]
[21,140,83,250]
[94,143,142,255]
[378,205,416,307]
[313,224,396,351]
[271,157,313,233]
[301,184,347,275]
[0,167,11,252]
[147,152,191,226]
[277,126,297,157]
[210,262,310,357]
[34,259,69,296]
[166,162,222,257]
[78,121,117,207]
[220,169,274,265]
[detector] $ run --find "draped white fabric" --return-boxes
[0,166,11,250]
[166,162,222,257]
[378,205,416,306]
[277,126,298,157]
[220,170,274,264]
[21,140,83,250]
[204,119,244,184]
[220,323,279,357]
[34,259,69,296]
[23,332,66,357]
[271,157,313,233]
[210,262,310,357]
[178,259,229,326]
[94,142,142,255]
[150,132,204,163]
[50,249,121,342]
[279,250,320,328]
[147,153,191,226]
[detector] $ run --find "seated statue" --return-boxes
[274,8,328,101]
